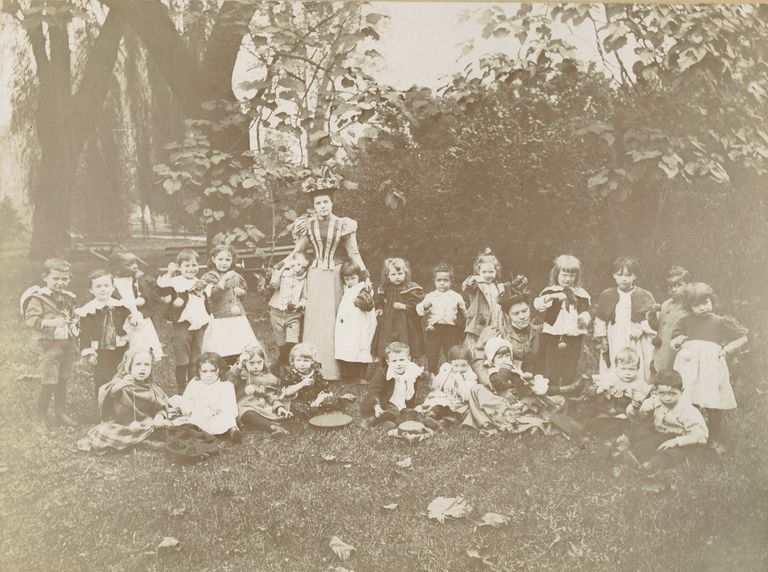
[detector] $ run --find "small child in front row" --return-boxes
[279,343,336,419]
[417,263,466,373]
[533,255,591,391]
[587,347,652,439]
[361,341,429,426]
[268,252,309,374]
[371,258,425,362]
[172,353,241,442]
[671,282,748,449]
[417,345,477,424]
[227,345,291,436]
[462,248,505,354]
[625,369,708,471]
[335,261,377,383]
[76,270,133,400]
[651,266,691,373]
[20,258,79,426]
[201,245,259,366]
[110,251,165,360]
[156,249,211,393]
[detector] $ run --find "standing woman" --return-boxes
[281,174,368,380]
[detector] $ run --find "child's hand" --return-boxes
[375,309,383,317]
[129,312,142,327]
[548,292,567,302]
[277,406,292,418]
[393,302,407,310]
[135,296,146,307]
[422,300,433,311]
[373,403,384,418]
[152,415,169,428]
[233,287,246,297]
[629,324,643,341]
[596,337,608,354]
[166,262,178,276]
[577,311,591,329]
[671,335,687,350]
[245,385,256,396]
[657,439,678,451]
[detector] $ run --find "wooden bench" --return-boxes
[70,241,148,266]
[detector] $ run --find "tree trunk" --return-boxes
[28,9,123,259]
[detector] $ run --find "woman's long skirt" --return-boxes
[303,264,344,380]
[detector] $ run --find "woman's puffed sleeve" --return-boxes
[339,218,367,276]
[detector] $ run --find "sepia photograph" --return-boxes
[0,1,766,570]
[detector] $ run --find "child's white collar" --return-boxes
[75,297,125,317]
[386,361,423,381]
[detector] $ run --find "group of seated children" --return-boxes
[22,248,748,472]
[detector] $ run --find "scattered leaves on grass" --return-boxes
[339,393,357,401]
[343,464,352,469]
[466,548,494,566]
[329,536,355,561]
[427,496,473,523]
[382,503,399,510]
[396,457,412,469]
[169,507,186,517]
[157,537,180,552]
[321,453,337,462]
[475,512,510,530]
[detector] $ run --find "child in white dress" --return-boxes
[173,353,241,441]
[335,262,377,383]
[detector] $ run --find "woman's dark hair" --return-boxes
[498,275,531,313]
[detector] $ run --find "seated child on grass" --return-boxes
[586,347,652,439]
[623,368,708,472]
[227,345,291,436]
[171,353,241,442]
[417,345,478,425]
[279,343,336,419]
[77,348,173,453]
[361,341,428,427]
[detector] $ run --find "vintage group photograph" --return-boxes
[0,1,766,570]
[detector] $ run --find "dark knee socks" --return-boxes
[37,386,54,415]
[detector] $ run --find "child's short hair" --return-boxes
[682,282,717,310]
[109,251,138,273]
[433,263,454,281]
[384,341,410,359]
[548,255,582,286]
[43,258,71,276]
[446,345,472,363]
[381,257,411,284]
[341,261,364,279]
[88,269,113,287]
[666,266,691,284]
[115,347,155,379]
[239,345,268,369]
[473,248,501,276]
[612,256,639,276]
[614,347,641,369]
[209,244,238,267]
[177,249,200,265]
[651,368,683,390]
[290,343,318,364]
[197,352,223,373]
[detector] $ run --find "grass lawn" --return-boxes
[1,240,767,571]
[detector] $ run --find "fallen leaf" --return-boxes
[321,453,337,462]
[427,496,473,523]
[157,537,180,552]
[641,481,664,493]
[329,536,355,562]
[475,512,510,529]
[396,457,412,469]
[382,503,399,510]
[0,466,9,474]
[339,393,357,401]
[466,548,493,566]
[343,464,352,469]
[169,508,186,517]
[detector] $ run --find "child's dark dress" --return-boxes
[371,282,425,359]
